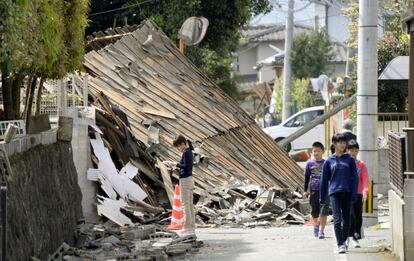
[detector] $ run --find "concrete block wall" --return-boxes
[70,113,99,223]
[0,129,57,156]
[389,189,405,261]
[377,148,390,195]
[403,179,414,260]
[4,141,82,260]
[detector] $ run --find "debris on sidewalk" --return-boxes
[195,186,307,228]
[45,223,202,260]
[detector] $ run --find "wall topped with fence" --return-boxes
[40,74,89,123]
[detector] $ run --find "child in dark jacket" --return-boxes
[320,133,358,254]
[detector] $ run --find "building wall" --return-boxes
[327,6,350,43]
[389,189,405,261]
[238,47,257,76]
[257,42,284,83]
[404,179,414,260]
[330,63,347,77]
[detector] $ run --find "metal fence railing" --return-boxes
[0,120,26,140]
[388,131,406,195]
[378,113,409,137]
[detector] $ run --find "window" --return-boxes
[284,110,322,127]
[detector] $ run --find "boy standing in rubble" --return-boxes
[320,133,358,254]
[303,142,329,239]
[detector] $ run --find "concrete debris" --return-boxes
[195,187,308,228]
[47,224,201,260]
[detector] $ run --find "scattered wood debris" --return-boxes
[79,20,308,227]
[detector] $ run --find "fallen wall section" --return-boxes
[1,131,82,260]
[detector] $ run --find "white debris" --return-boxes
[90,132,147,202]
[97,196,134,227]
[119,162,139,179]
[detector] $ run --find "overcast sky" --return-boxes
[250,0,316,26]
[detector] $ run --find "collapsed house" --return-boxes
[82,20,304,226]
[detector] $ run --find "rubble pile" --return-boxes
[73,88,310,230]
[195,185,309,228]
[45,223,202,261]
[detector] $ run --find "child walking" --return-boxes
[347,140,369,248]
[303,142,329,239]
[320,133,358,254]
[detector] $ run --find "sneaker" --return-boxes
[345,237,351,250]
[337,245,347,254]
[318,230,325,239]
[352,238,360,248]
[313,226,319,237]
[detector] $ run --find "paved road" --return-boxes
[180,225,392,261]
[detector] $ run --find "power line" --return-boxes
[89,0,153,17]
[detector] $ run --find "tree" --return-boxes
[291,30,333,79]
[344,0,410,112]
[87,0,272,99]
[0,0,89,121]
[291,78,315,111]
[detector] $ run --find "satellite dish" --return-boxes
[179,17,209,46]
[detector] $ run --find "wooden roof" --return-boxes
[84,20,304,191]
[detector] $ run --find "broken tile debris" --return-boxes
[45,223,201,261]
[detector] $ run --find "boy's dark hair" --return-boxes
[332,133,347,144]
[347,139,359,150]
[173,135,194,150]
[312,141,325,151]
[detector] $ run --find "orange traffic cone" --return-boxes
[167,184,184,230]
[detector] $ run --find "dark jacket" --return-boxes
[320,153,358,204]
[177,148,193,179]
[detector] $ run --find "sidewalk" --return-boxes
[186,225,392,261]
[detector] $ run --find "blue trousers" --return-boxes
[330,192,352,246]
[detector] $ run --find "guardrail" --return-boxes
[0,120,26,140]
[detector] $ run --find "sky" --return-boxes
[250,0,317,26]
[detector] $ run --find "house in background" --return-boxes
[234,0,386,116]
[234,23,348,115]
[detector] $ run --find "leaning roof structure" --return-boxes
[84,20,303,191]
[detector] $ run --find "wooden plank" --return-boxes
[156,158,175,207]
[141,106,176,120]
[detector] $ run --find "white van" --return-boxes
[263,106,326,151]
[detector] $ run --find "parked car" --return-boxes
[263,106,325,151]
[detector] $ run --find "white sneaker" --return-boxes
[338,245,347,254]
[352,238,360,248]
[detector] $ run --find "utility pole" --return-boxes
[357,0,378,223]
[282,0,294,121]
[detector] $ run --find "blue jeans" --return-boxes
[330,192,352,246]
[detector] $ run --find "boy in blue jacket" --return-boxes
[320,133,358,254]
